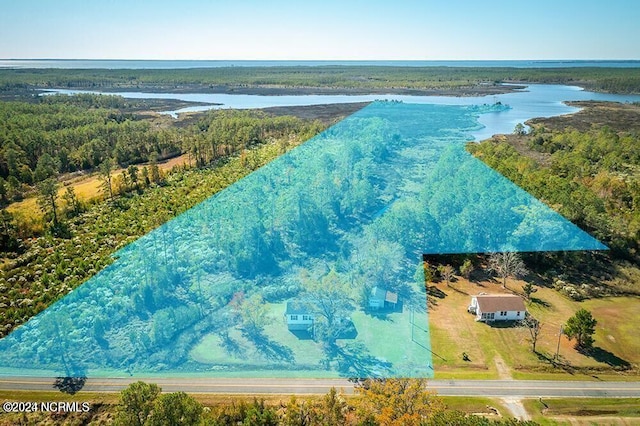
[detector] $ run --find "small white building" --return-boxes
[285,300,314,331]
[369,286,398,310]
[468,294,526,322]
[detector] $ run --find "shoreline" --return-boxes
[28,83,526,98]
[259,102,371,123]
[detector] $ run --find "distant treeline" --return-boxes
[1,66,640,93]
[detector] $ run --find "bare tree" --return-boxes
[522,314,542,353]
[488,252,528,289]
[438,264,455,288]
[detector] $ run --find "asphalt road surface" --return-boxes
[1,377,639,398]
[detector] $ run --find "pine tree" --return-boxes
[564,308,597,350]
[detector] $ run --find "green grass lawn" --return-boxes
[350,308,434,377]
[189,275,639,380]
[429,277,640,380]
[190,302,325,370]
[429,321,498,379]
[190,301,433,377]
[441,396,510,416]
[523,397,640,425]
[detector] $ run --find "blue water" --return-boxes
[3,59,640,69]
[0,101,606,378]
[45,84,640,140]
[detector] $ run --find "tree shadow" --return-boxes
[289,329,314,340]
[535,352,576,375]
[530,296,551,308]
[582,346,631,369]
[328,342,393,378]
[364,311,395,321]
[53,376,87,394]
[427,285,447,299]
[364,301,403,321]
[486,320,520,329]
[469,267,494,284]
[244,330,295,363]
[449,286,469,296]
[219,331,246,358]
[427,297,439,309]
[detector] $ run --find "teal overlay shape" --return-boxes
[0,102,605,378]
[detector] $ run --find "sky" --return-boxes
[0,0,639,60]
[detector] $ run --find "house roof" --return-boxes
[371,286,398,304]
[285,300,313,315]
[385,291,398,304]
[474,294,525,312]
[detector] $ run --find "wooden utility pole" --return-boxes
[555,325,563,361]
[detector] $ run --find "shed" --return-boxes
[369,286,398,310]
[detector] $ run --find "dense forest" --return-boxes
[468,121,640,297]
[1,66,640,93]
[0,92,321,212]
[0,95,324,338]
[0,94,181,203]
[0,102,466,376]
[2,89,640,375]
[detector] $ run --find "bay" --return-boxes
[44,85,640,140]
[3,59,640,69]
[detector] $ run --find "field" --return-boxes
[190,302,328,371]
[522,398,640,425]
[190,301,431,378]
[428,273,640,380]
[6,153,193,231]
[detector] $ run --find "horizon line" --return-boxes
[3,58,640,62]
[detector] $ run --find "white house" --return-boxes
[468,294,526,322]
[368,286,398,310]
[285,300,314,331]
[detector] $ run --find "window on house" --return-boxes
[517,311,520,316]
[290,315,298,321]
[302,315,310,321]
[501,311,507,316]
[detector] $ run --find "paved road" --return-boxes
[1,377,639,398]
[431,379,640,398]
